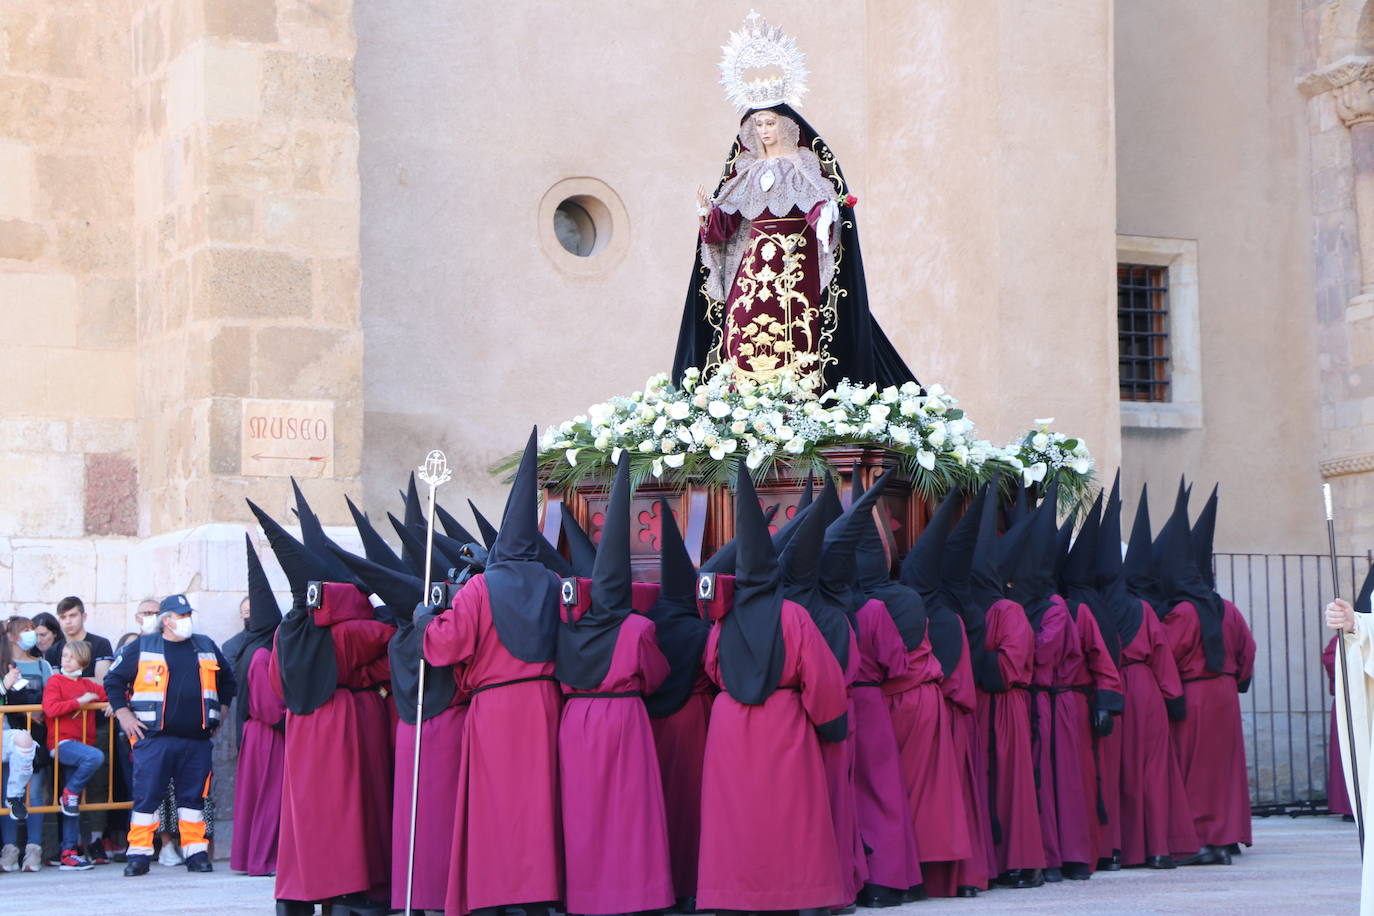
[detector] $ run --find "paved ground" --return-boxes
[0,816,1363,915]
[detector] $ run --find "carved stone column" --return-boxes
[1338,77,1374,303]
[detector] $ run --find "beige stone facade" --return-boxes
[0,0,1361,640]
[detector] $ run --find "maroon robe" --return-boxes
[851,599,922,891]
[391,695,469,911]
[1165,598,1256,848]
[1030,595,1123,871]
[925,622,994,895]
[270,608,395,903]
[884,626,971,866]
[697,599,849,911]
[821,622,867,903]
[230,647,286,876]
[560,613,674,914]
[976,598,1045,873]
[1324,635,1354,816]
[1117,603,1197,863]
[650,670,713,901]
[423,575,563,915]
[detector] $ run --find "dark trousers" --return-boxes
[127,736,212,858]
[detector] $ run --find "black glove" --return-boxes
[1091,709,1114,737]
[816,713,848,743]
[1165,695,1187,722]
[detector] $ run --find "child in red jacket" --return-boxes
[41,640,106,870]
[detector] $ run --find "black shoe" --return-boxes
[185,851,213,873]
[1146,855,1176,869]
[1345,814,1357,822]
[1043,866,1063,883]
[800,908,834,916]
[956,886,979,898]
[857,884,903,908]
[903,884,929,902]
[672,898,697,914]
[1225,843,1243,856]
[994,870,1019,887]
[275,902,316,916]
[1179,845,1230,866]
[1014,869,1045,889]
[1097,852,1121,871]
[123,854,151,877]
[831,904,857,915]
[1062,861,1091,880]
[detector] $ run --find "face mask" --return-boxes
[172,617,194,639]
[17,630,37,650]
[139,615,159,635]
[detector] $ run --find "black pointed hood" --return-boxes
[820,468,896,622]
[398,473,424,572]
[469,500,499,550]
[1191,484,1219,590]
[1097,471,1143,651]
[246,498,339,716]
[560,512,598,578]
[969,474,1006,611]
[346,496,408,575]
[434,501,480,547]
[781,493,827,609]
[716,465,786,705]
[388,513,453,584]
[645,499,711,718]
[234,534,284,736]
[900,488,965,677]
[855,504,929,651]
[1124,483,1164,616]
[556,457,634,690]
[290,479,365,590]
[331,545,422,620]
[943,485,989,678]
[1154,482,1225,672]
[1063,490,1118,657]
[1006,478,1062,630]
[483,428,560,663]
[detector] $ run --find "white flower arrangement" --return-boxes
[515,365,1096,500]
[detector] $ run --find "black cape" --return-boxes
[645,500,711,718]
[717,465,787,706]
[235,534,284,737]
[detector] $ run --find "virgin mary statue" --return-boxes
[671,13,918,393]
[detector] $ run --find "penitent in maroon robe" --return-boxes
[230,647,286,876]
[1030,596,1123,871]
[1324,635,1354,816]
[651,670,713,902]
[1117,602,1198,864]
[697,599,849,911]
[821,621,867,904]
[390,694,469,912]
[851,599,922,892]
[925,622,994,896]
[977,598,1045,874]
[560,612,674,914]
[423,574,563,915]
[1165,598,1256,848]
[884,626,971,869]
[270,609,395,903]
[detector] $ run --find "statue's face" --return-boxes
[751,111,780,149]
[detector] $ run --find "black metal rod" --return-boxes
[1326,500,1366,855]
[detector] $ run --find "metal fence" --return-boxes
[1215,551,1372,814]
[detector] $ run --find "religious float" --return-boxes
[503,13,1098,575]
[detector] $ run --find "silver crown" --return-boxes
[719,10,809,113]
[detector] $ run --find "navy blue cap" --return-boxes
[158,593,193,616]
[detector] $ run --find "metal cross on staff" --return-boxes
[1325,483,1366,855]
[405,449,452,915]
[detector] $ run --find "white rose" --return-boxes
[1031,432,1049,450]
[661,438,677,453]
[927,384,945,398]
[853,385,875,405]
[880,385,899,404]
[1072,457,1092,475]
[692,394,709,409]
[743,395,759,409]
[594,434,610,450]
[900,381,920,395]
[667,401,689,421]
[723,438,739,454]
[926,425,947,448]
[868,404,891,424]
[731,420,748,436]
[732,406,749,420]
[1072,439,1090,457]
[889,425,913,446]
[776,425,794,441]
[835,422,855,436]
[664,453,686,468]
[784,437,806,454]
[708,400,731,419]
[916,450,937,471]
[639,440,655,453]
[899,399,920,418]
[953,444,970,466]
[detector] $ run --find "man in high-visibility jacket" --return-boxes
[105,594,236,876]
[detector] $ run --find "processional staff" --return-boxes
[1326,483,1366,854]
[406,449,452,915]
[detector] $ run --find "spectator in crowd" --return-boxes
[221,595,252,746]
[41,640,107,871]
[43,597,116,864]
[1,616,49,873]
[104,594,236,877]
[30,613,60,658]
[103,630,142,862]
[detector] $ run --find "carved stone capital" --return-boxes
[1299,55,1374,99]
[1339,78,1374,127]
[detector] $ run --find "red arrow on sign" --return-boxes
[251,454,327,461]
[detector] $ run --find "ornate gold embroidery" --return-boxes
[724,227,821,384]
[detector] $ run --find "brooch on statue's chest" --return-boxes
[759,168,776,193]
